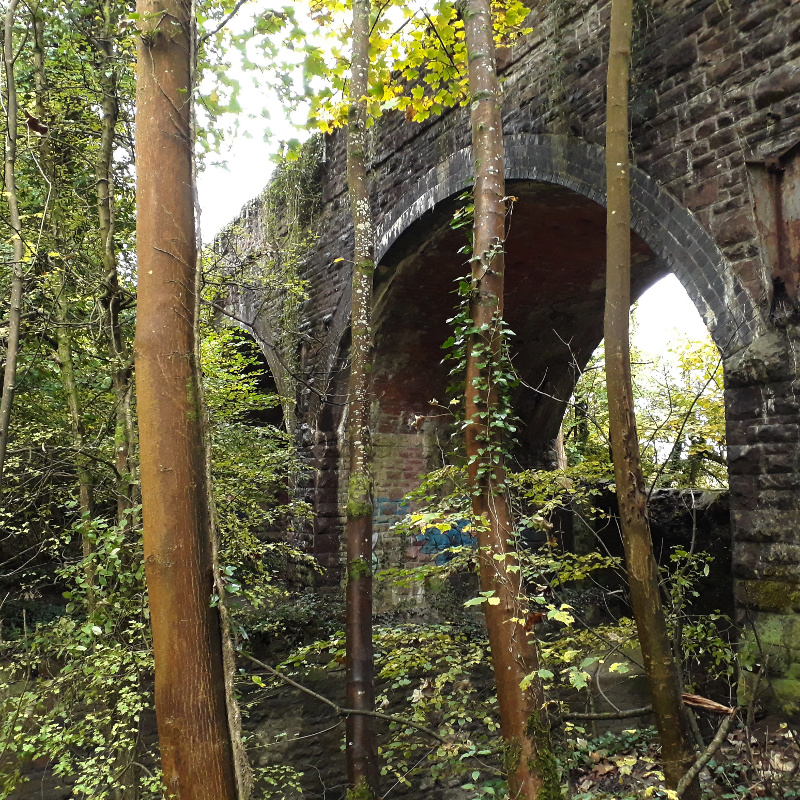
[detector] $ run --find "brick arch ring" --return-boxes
[375,133,762,358]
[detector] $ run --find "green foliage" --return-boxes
[374,452,741,794]
[563,333,726,489]
[305,0,533,130]
[347,472,375,519]
[275,620,502,791]
[346,776,376,799]
[0,510,160,798]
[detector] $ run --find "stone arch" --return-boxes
[376,133,762,358]
[223,282,298,430]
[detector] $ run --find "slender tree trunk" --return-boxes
[603,3,699,796]
[30,0,98,607]
[135,2,237,797]
[54,304,94,519]
[460,2,558,798]
[0,0,25,488]
[94,0,136,521]
[55,278,97,597]
[343,0,378,795]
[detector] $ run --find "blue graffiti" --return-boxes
[416,519,476,565]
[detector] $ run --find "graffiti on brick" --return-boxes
[416,519,476,565]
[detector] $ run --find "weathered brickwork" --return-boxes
[221,0,800,706]
[725,327,800,710]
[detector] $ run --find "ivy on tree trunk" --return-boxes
[460,1,558,798]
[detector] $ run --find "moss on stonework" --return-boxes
[348,557,372,580]
[742,579,800,613]
[347,472,373,519]
[525,711,561,800]
[345,777,375,800]
[772,677,800,717]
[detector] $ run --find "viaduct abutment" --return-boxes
[219,0,800,711]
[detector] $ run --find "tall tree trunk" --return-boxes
[189,6,253,796]
[30,0,98,608]
[344,0,379,795]
[135,2,237,798]
[603,2,699,796]
[55,277,97,601]
[0,0,25,488]
[94,0,137,521]
[460,2,558,798]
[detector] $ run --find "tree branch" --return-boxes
[562,705,652,721]
[676,709,737,798]
[241,652,503,776]
[646,357,722,499]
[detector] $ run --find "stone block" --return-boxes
[732,510,800,544]
[748,32,789,66]
[313,533,340,554]
[738,610,800,680]
[733,542,800,580]
[754,63,800,109]
[713,211,756,246]
[746,423,800,444]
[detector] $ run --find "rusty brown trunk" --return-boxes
[461,1,556,797]
[134,2,237,797]
[604,1,699,796]
[343,0,379,794]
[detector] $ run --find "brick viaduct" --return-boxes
[217,0,800,709]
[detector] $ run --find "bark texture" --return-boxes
[461,2,557,798]
[94,0,137,521]
[188,6,253,794]
[603,2,699,796]
[343,0,378,795]
[0,0,25,488]
[134,2,237,797]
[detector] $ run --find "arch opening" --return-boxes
[372,178,666,466]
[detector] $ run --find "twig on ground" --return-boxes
[562,705,653,721]
[676,709,737,798]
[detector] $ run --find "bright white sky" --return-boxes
[633,274,711,356]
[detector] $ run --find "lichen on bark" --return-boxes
[346,472,374,519]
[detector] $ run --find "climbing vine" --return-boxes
[442,193,521,493]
